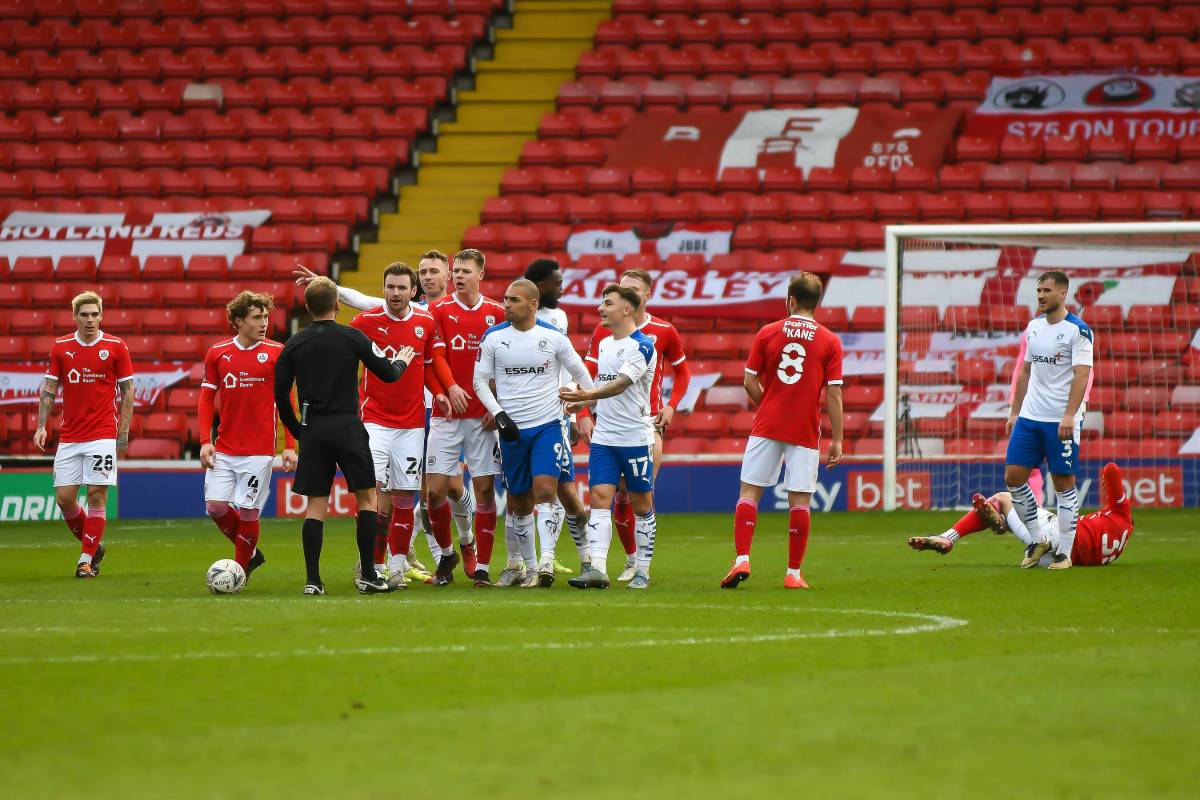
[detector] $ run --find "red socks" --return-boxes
[788,506,811,570]
[62,503,86,542]
[614,494,636,556]
[81,507,106,559]
[475,503,497,566]
[234,513,260,569]
[207,502,240,544]
[388,506,414,559]
[428,499,453,550]
[734,498,757,556]
[952,509,986,538]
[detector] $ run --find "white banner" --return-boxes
[976,74,1200,116]
[1016,274,1176,314]
[0,365,189,408]
[718,108,858,176]
[0,210,269,265]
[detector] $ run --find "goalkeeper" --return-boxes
[908,462,1134,568]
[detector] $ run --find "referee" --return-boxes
[275,277,414,596]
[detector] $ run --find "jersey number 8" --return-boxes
[777,342,806,385]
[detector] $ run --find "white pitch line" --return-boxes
[0,606,967,665]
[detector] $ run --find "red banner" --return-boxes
[966,74,1200,142]
[606,108,961,174]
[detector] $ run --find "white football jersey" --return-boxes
[592,330,657,447]
[474,320,591,429]
[1020,313,1094,423]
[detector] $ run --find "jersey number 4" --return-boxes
[777,342,806,385]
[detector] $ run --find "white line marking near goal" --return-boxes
[0,604,967,665]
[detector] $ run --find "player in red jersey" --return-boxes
[34,291,135,578]
[582,268,691,581]
[720,273,844,590]
[349,262,450,587]
[198,291,297,578]
[908,462,1134,567]
[426,248,506,585]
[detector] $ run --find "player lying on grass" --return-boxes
[908,462,1133,568]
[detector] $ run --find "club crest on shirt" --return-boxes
[485,315,497,325]
[415,325,425,339]
[257,352,269,363]
[99,349,109,360]
[537,339,552,353]
[646,334,658,344]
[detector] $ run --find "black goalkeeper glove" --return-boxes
[494,411,520,442]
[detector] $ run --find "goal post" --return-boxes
[883,221,1200,512]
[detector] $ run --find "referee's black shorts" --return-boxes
[293,414,375,497]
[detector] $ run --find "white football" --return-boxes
[206,559,246,595]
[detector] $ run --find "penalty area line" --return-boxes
[0,606,967,665]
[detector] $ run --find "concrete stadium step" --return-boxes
[463,71,574,102]
[444,103,554,134]
[421,133,531,166]
[477,42,588,71]
[414,165,508,187]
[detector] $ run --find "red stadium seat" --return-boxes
[126,438,183,459]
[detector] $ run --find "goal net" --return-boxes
[882,222,1200,511]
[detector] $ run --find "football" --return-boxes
[206,559,246,595]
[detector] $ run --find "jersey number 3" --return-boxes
[777,342,806,385]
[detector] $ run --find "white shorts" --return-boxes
[740,436,820,493]
[203,452,274,511]
[54,439,118,487]
[426,416,500,478]
[365,423,425,491]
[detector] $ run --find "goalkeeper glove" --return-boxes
[494,411,520,442]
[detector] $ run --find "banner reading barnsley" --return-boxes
[967,73,1200,141]
[0,209,271,265]
[605,108,961,175]
[561,267,791,318]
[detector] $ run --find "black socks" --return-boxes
[302,517,324,586]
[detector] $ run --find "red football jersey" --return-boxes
[350,305,438,429]
[429,293,505,419]
[586,315,687,414]
[201,337,285,456]
[45,332,134,443]
[744,314,843,449]
[1071,469,1133,566]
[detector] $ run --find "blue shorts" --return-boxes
[589,442,654,494]
[1005,416,1081,475]
[499,418,573,497]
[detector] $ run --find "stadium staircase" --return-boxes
[353,0,612,283]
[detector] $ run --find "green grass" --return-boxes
[1,510,1198,799]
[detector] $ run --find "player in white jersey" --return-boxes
[473,279,594,587]
[493,258,588,581]
[1005,270,1094,570]
[560,284,658,589]
[294,254,477,571]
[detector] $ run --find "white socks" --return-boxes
[512,513,536,569]
[1055,488,1078,558]
[504,509,521,568]
[1004,509,1034,546]
[587,508,613,574]
[566,512,589,565]
[450,488,475,545]
[1007,483,1042,540]
[536,502,561,562]
[634,510,656,574]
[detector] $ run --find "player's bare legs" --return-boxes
[56,483,108,577]
[907,493,1008,555]
[721,483,813,589]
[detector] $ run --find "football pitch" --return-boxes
[1,510,1197,799]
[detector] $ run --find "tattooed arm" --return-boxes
[33,378,58,452]
[116,378,135,457]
